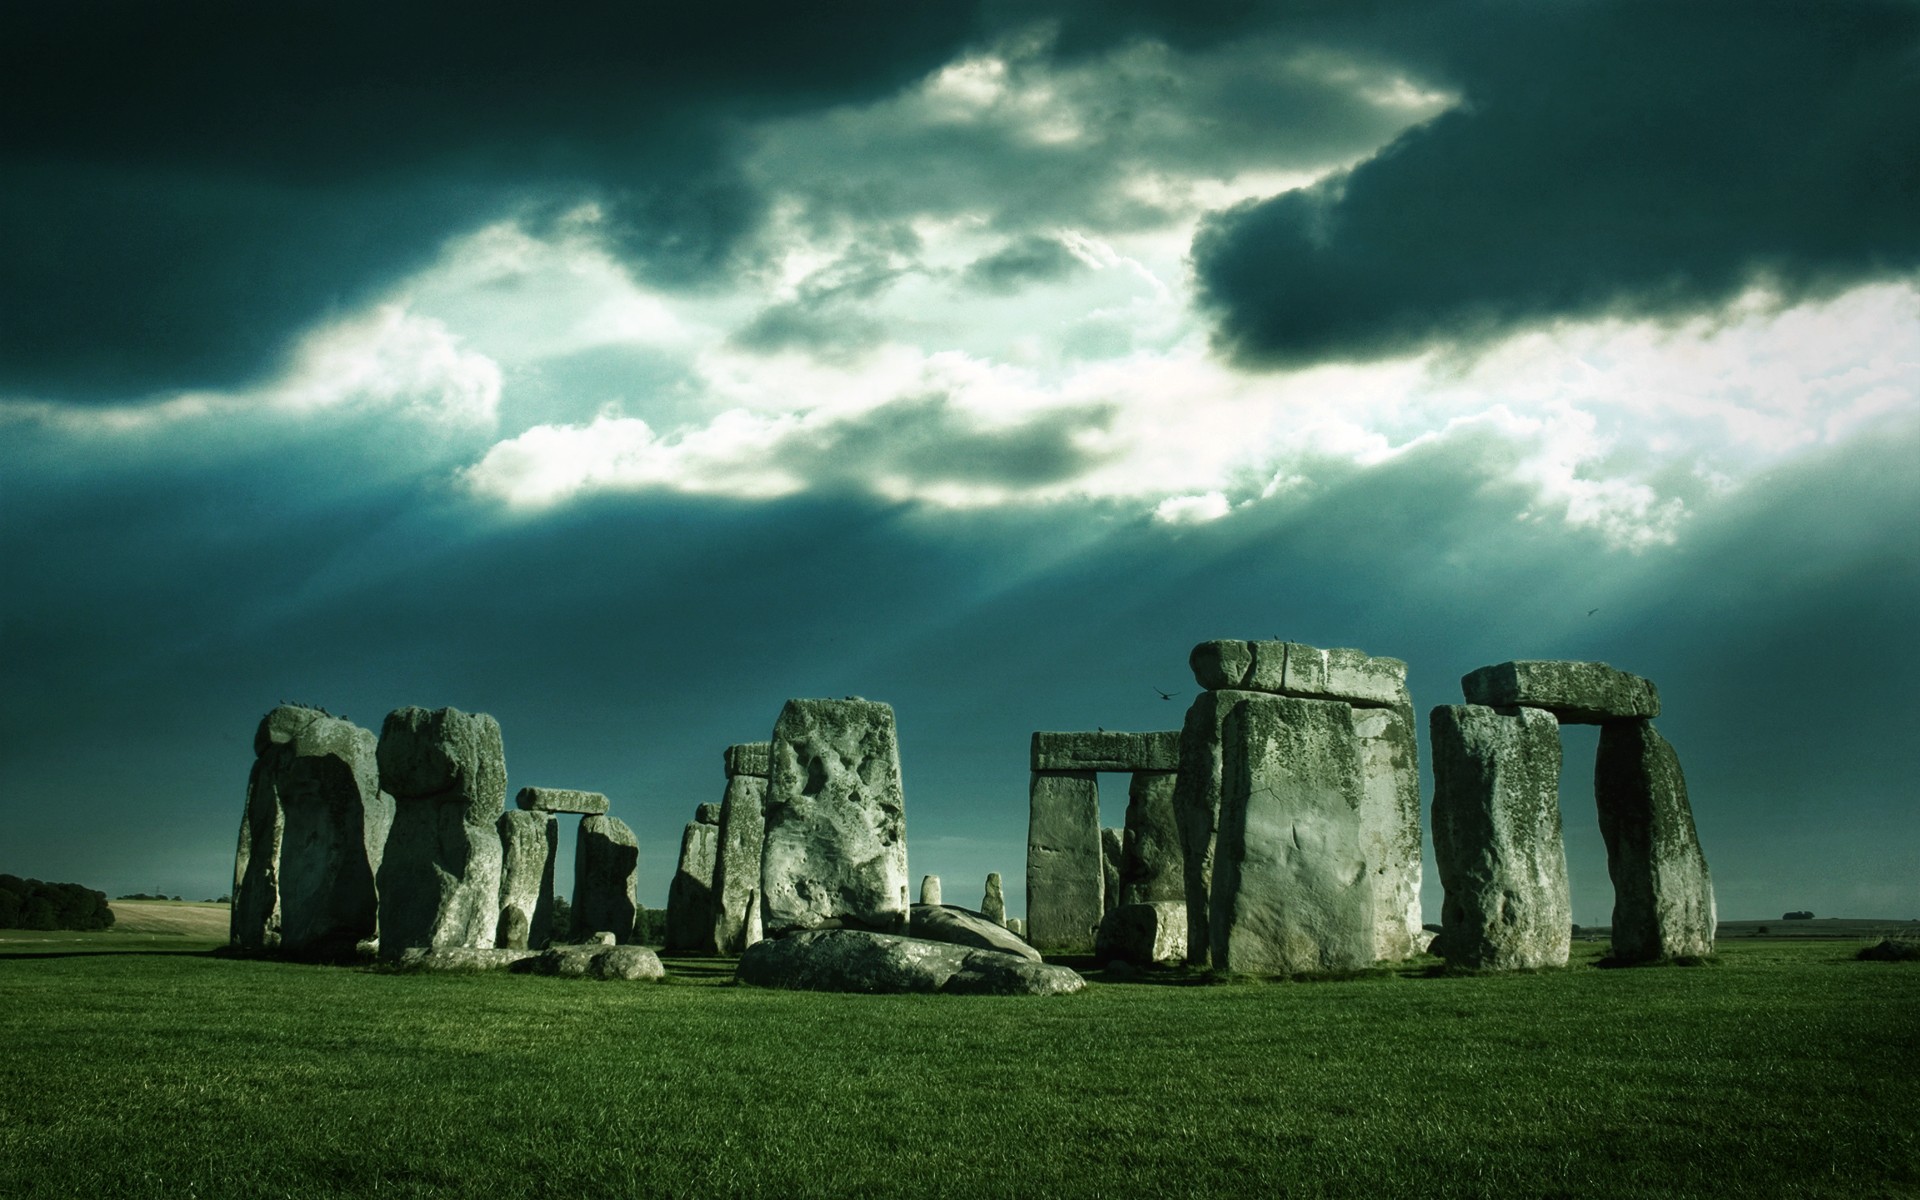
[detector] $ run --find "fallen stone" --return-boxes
[981,872,1006,926]
[909,903,1042,961]
[1119,771,1183,905]
[710,773,770,955]
[397,946,536,972]
[1462,660,1660,724]
[760,698,910,936]
[1210,695,1375,975]
[736,929,1085,995]
[232,705,394,955]
[920,875,942,906]
[1595,720,1716,962]
[1101,827,1123,916]
[1351,707,1425,962]
[375,707,507,954]
[573,815,640,944]
[664,817,720,954]
[1030,730,1179,773]
[1095,901,1188,967]
[524,944,666,980]
[1026,770,1102,952]
[724,741,772,779]
[496,810,557,950]
[515,786,609,816]
[1430,704,1571,970]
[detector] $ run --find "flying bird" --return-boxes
[1587,607,1600,617]
[1155,688,1178,701]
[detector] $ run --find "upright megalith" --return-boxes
[574,815,640,943]
[1026,770,1101,951]
[1171,688,1253,965]
[1595,720,1716,961]
[664,806,721,954]
[374,706,506,954]
[1210,694,1374,975]
[232,705,393,954]
[496,809,557,950]
[1351,707,1424,961]
[1430,704,1570,970]
[920,875,942,906]
[1119,770,1182,905]
[711,742,772,955]
[1101,828,1124,916]
[981,872,1006,926]
[760,698,910,937]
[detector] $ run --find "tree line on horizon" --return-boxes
[0,875,115,931]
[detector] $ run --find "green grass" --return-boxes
[2,940,1915,1198]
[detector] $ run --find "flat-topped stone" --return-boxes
[1189,641,1408,709]
[1031,730,1179,773]
[516,786,609,816]
[1462,660,1659,723]
[725,742,772,779]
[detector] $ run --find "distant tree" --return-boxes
[633,907,668,946]
[1784,911,1815,920]
[0,877,115,931]
[549,896,573,942]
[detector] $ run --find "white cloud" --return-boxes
[1153,492,1232,524]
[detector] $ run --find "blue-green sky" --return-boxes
[2,1,1915,922]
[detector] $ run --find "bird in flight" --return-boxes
[1154,688,1178,701]
[1586,607,1600,617]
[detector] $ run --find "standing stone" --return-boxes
[1006,917,1026,938]
[1171,688,1259,964]
[1026,771,1101,952]
[1210,695,1374,975]
[232,705,394,954]
[920,875,942,906]
[1351,706,1424,961]
[573,815,640,944]
[1095,901,1188,967]
[1119,771,1183,905]
[711,769,771,955]
[1595,720,1716,961]
[1101,827,1124,916]
[1430,704,1570,970]
[375,706,506,954]
[760,698,910,936]
[664,812,720,954]
[496,809,557,950]
[981,872,1006,926]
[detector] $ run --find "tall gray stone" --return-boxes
[1101,827,1123,916]
[760,698,910,936]
[1210,694,1374,976]
[374,706,506,954]
[1352,706,1424,961]
[920,875,942,906]
[1171,688,1259,964]
[1430,704,1570,970]
[1026,770,1101,952]
[1119,771,1183,905]
[710,772,770,955]
[981,872,1006,926]
[1595,720,1716,961]
[231,705,394,954]
[573,814,640,943]
[664,818,720,954]
[1462,660,1660,723]
[496,809,556,950]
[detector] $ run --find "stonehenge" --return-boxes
[1026,730,1178,953]
[920,875,942,906]
[710,742,773,955]
[981,872,1006,926]
[573,814,641,943]
[495,809,557,950]
[374,707,507,954]
[663,804,720,953]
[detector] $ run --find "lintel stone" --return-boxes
[1462,660,1660,723]
[516,786,609,816]
[1188,640,1408,709]
[725,741,772,779]
[1030,730,1178,773]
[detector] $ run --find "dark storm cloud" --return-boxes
[729,240,921,361]
[1192,1,1920,366]
[960,236,1088,294]
[0,0,992,401]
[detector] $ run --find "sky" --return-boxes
[1,0,1916,925]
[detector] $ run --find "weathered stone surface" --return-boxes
[1026,771,1102,951]
[1101,827,1123,916]
[1006,917,1026,937]
[920,875,942,906]
[736,930,1084,995]
[515,786,608,816]
[1430,704,1571,970]
[1351,707,1424,961]
[1171,688,1258,964]
[1095,901,1188,967]
[909,903,1042,961]
[1189,641,1408,709]
[374,707,506,954]
[573,815,640,944]
[1030,730,1179,773]
[1595,720,1716,961]
[695,802,722,825]
[981,872,1006,926]
[232,705,394,955]
[710,773,769,955]
[1462,660,1660,724]
[526,944,666,980]
[1119,771,1183,906]
[397,946,536,972]
[725,741,772,779]
[1211,695,1375,975]
[664,819,720,953]
[496,809,556,950]
[760,698,910,936]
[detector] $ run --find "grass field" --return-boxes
[2,931,1915,1198]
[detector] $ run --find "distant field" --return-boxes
[0,899,229,951]
[0,937,1914,1198]
[1715,917,1920,939]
